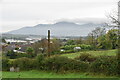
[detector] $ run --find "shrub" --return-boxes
[35,54,45,70]
[26,47,34,54]
[65,59,89,72]
[61,45,76,50]
[78,44,93,50]
[16,53,36,58]
[43,56,89,72]
[6,50,36,59]
[43,56,68,71]
[90,56,118,75]
[12,57,35,70]
[6,50,16,59]
[75,53,97,62]
[51,51,61,55]
[2,58,10,71]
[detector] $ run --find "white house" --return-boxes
[74,47,81,51]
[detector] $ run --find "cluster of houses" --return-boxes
[1,38,41,53]
[1,37,81,54]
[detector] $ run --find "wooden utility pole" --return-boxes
[118,1,120,76]
[48,30,50,57]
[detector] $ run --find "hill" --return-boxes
[6,21,105,36]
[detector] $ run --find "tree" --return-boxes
[75,37,84,44]
[106,29,119,49]
[87,32,94,46]
[50,39,61,54]
[97,35,112,49]
[92,27,106,38]
[108,2,120,75]
[87,27,106,49]
[32,38,61,55]
[65,40,76,45]
[6,50,16,59]
[2,38,6,43]
[26,47,34,54]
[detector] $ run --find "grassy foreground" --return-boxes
[61,49,117,59]
[2,70,117,78]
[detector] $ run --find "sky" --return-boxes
[0,0,119,32]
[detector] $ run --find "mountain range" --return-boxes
[6,21,105,36]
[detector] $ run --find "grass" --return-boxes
[2,70,117,78]
[61,49,117,59]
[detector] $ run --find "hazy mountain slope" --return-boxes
[7,22,104,36]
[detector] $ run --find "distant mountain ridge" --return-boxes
[6,21,105,36]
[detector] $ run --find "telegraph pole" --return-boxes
[48,30,50,57]
[118,1,120,76]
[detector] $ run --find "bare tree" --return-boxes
[108,1,120,28]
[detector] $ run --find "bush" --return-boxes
[12,57,35,70]
[35,54,45,70]
[43,56,89,72]
[6,50,16,59]
[61,45,76,50]
[16,53,36,58]
[2,58,10,71]
[51,51,61,55]
[75,53,97,62]
[66,59,89,72]
[43,56,68,71]
[78,44,93,50]
[26,47,34,54]
[90,56,118,75]
[6,50,36,59]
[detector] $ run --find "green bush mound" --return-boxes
[2,58,10,71]
[35,54,45,70]
[75,53,97,62]
[61,44,93,51]
[90,56,118,76]
[75,53,118,76]
[43,56,89,72]
[6,50,36,59]
[16,53,36,58]
[12,57,36,70]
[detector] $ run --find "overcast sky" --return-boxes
[0,0,119,32]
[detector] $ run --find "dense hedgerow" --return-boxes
[90,56,118,75]
[12,57,35,70]
[2,58,10,71]
[75,54,118,75]
[16,53,36,58]
[42,56,89,72]
[2,54,118,76]
[75,53,97,62]
[6,50,36,59]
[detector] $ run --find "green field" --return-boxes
[61,49,117,59]
[2,70,117,78]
